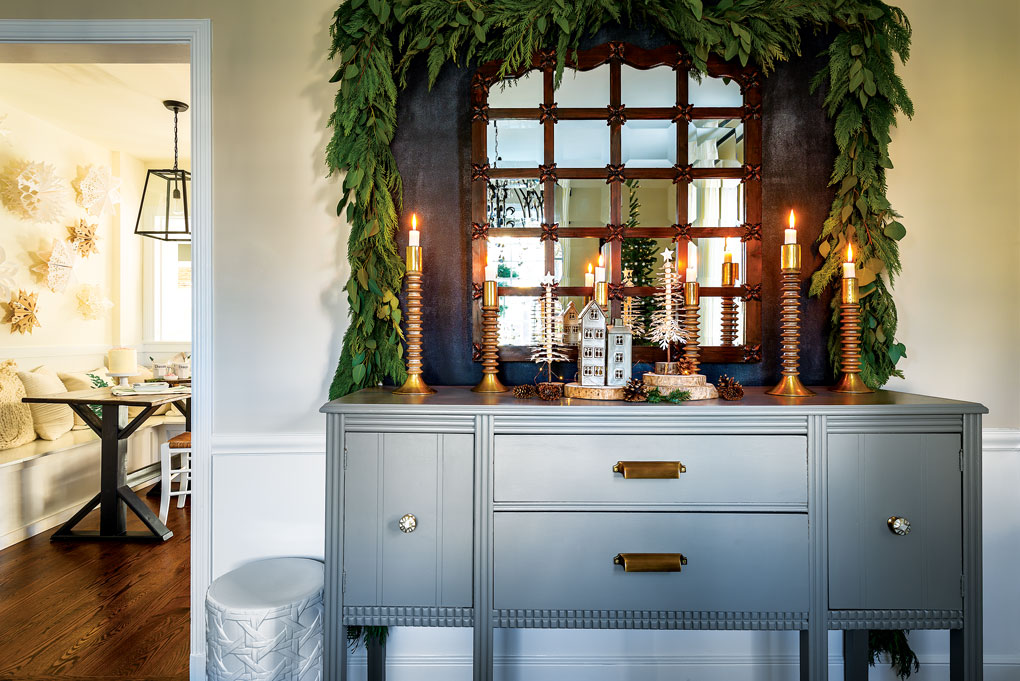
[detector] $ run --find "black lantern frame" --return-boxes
[135,100,191,242]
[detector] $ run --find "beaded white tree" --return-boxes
[647,248,686,364]
[530,272,569,383]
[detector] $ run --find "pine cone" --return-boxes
[537,381,563,401]
[716,374,744,401]
[512,384,537,399]
[675,357,697,375]
[623,378,647,402]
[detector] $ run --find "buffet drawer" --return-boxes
[493,512,808,612]
[494,434,806,506]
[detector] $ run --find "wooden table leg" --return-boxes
[51,402,173,542]
[99,404,127,536]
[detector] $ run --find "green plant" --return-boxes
[869,630,920,679]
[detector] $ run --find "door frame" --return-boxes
[0,19,213,680]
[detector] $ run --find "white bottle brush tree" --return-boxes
[647,248,687,364]
[530,273,569,383]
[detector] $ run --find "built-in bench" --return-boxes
[0,414,186,549]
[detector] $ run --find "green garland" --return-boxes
[327,0,913,400]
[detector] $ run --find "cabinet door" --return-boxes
[828,433,962,610]
[343,432,473,607]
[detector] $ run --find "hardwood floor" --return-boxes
[0,485,189,681]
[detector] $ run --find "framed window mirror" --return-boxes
[470,42,762,364]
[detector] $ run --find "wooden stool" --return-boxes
[159,431,191,523]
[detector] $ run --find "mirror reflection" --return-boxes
[478,50,759,357]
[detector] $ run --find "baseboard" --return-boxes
[338,653,1020,681]
[190,653,205,681]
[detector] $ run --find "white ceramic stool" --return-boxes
[206,557,324,681]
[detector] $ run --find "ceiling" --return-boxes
[0,61,191,164]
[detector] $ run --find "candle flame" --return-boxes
[788,210,796,230]
[411,213,417,230]
[587,262,593,274]
[846,242,854,263]
[597,254,604,267]
[724,237,730,252]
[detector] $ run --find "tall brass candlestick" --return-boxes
[682,281,701,373]
[720,261,739,346]
[767,243,814,396]
[472,280,507,393]
[394,246,436,395]
[831,275,873,394]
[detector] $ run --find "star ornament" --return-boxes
[67,220,99,258]
[4,289,41,334]
[33,238,75,293]
[661,247,674,262]
[540,272,556,287]
[76,284,113,320]
[74,165,121,218]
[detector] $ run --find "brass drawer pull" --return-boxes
[613,553,687,572]
[613,461,686,478]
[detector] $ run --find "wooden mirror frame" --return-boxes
[470,41,763,364]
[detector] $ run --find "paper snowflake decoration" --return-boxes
[4,289,40,335]
[74,165,120,218]
[67,219,100,258]
[76,284,113,320]
[0,246,16,301]
[32,238,75,293]
[0,160,67,222]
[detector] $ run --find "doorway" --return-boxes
[0,20,210,681]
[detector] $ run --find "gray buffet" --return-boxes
[321,386,986,680]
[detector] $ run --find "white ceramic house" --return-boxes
[578,300,607,386]
[561,301,580,345]
[606,320,633,386]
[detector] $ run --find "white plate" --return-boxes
[133,382,169,392]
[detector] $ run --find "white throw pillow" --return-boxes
[0,359,35,449]
[17,365,74,440]
[59,370,110,430]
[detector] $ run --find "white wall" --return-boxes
[0,0,1017,678]
[0,99,159,373]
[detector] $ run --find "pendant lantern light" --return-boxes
[134,100,191,241]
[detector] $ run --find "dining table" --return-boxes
[22,386,191,542]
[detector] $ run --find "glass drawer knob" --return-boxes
[887,516,911,536]
[398,513,417,533]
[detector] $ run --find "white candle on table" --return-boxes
[484,255,497,282]
[108,347,136,374]
[584,263,594,289]
[685,245,697,283]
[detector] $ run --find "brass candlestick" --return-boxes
[472,280,507,393]
[832,276,873,394]
[767,244,814,397]
[594,281,608,309]
[682,281,701,374]
[394,246,436,395]
[720,262,739,346]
